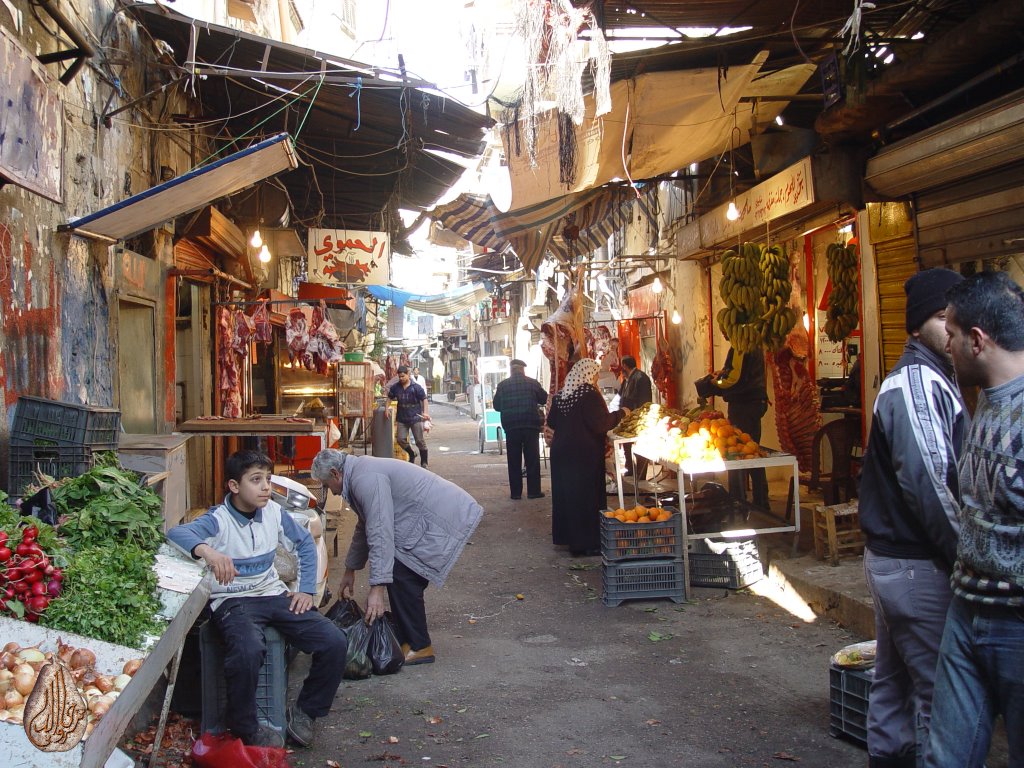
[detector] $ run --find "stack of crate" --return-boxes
[7,396,121,495]
[687,536,764,589]
[600,509,686,607]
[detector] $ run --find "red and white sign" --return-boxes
[307,229,390,285]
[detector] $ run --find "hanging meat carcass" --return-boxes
[217,307,243,418]
[650,321,676,408]
[306,302,345,376]
[768,322,822,472]
[286,308,311,368]
[232,310,255,358]
[252,300,272,344]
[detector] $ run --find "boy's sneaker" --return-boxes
[286,705,316,747]
[249,724,285,748]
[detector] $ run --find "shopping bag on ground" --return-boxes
[368,613,405,675]
[324,597,363,629]
[343,619,372,680]
[191,732,290,768]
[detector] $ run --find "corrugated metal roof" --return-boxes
[125,3,493,233]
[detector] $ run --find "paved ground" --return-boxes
[285,403,880,768]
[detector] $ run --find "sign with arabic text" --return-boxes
[307,229,390,285]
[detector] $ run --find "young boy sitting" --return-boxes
[168,450,346,749]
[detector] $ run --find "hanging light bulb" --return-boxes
[671,309,681,325]
[250,228,263,249]
[258,244,272,264]
[652,277,663,294]
[726,200,740,221]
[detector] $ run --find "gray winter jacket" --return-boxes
[340,455,483,587]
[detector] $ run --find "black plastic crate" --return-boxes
[12,395,120,449]
[687,537,763,589]
[829,662,873,748]
[7,444,100,496]
[602,558,686,607]
[200,622,288,736]
[600,507,683,561]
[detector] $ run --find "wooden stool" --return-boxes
[813,501,864,565]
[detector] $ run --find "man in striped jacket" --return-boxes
[858,267,966,768]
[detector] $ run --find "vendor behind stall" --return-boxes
[695,344,770,509]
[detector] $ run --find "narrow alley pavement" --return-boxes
[290,402,870,768]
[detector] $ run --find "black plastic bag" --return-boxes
[342,620,372,680]
[20,487,59,526]
[325,598,363,629]
[367,613,405,675]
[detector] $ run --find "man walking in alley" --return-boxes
[618,355,653,480]
[925,271,1024,768]
[388,365,431,467]
[857,267,967,768]
[492,359,548,500]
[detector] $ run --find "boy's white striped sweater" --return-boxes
[168,495,317,610]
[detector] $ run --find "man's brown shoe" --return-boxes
[404,645,435,665]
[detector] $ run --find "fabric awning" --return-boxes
[60,133,298,241]
[430,185,656,273]
[365,283,490,316]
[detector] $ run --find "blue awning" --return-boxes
[60,133,298,241]
[365,282,490,316]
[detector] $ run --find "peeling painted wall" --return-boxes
[1,0,200,487]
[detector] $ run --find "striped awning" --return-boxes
[364,282,490,316]
[431,186,656,273]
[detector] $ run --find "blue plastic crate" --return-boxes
[600,508,683,561]
[12,396,120,449]
[829,662,873,748]
[602,558,686,607]
[200,622,288,736]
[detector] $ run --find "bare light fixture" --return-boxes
[258,244,272,263]
[652,277,663,294]
[250,184,264,248]
[250,228,264,249]
[726,110,741,222]
[671,309,681,324]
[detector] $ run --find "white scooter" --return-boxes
[270,475,330,607]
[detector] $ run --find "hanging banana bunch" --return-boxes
[718,242,797,353]
[824,242,859,342]
[758,243,797,350]
[717,243,764,353]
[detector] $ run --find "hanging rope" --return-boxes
[295,74,326,141]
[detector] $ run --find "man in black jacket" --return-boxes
[858,267,966,768]
[618,356,653,479]
[492,360,548,500]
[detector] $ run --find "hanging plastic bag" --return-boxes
[325,598,363,629]
[368,613,405,675]
[343,620,372,680]
[191,732,290,768]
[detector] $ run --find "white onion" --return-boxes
[112,674,132,692]
[13,669,35,697]
[4,689,23,709]
[19,648,45,664]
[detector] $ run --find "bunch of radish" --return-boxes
[0,525,63,622]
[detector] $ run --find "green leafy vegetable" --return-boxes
[42,543,164,648]
[53,464,164,553]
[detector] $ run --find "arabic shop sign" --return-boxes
[307,229,390,285]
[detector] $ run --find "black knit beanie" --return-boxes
[905,268,964,332]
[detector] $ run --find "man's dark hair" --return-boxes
[226,450,274,482]
[946,271,1024,352]
[621,355,637,370]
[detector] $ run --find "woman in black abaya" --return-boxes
[547,358,628,556]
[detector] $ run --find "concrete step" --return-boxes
[766,553,875,640]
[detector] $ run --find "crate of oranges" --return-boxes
[600,505,683,561]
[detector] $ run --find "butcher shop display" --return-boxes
[541,274,589,396]
[768,324,821,471]
[217,307,243,418]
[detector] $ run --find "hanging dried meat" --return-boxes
[593,324,620,379]
[651,323,676,408]
[768,324,821,471]
[217,307,243,418]
[252,300,272,344]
